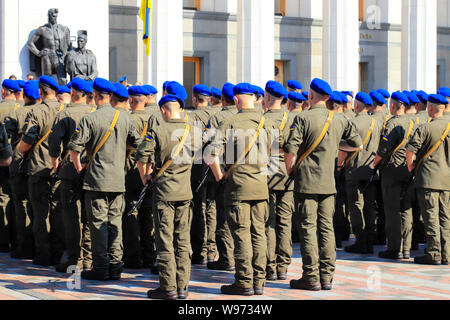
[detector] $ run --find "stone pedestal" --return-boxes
[0,0,109,80]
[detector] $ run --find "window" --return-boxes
[359,0,365,21]
[275,0,286,16]
[359,62,369,93]
[183,0,201,10]
[183,57,202,108]
[275,60,288,87]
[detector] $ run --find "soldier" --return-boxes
[68,78,142,281]
[287,80,303,93]
[0,122,12,166]
[342,92,382,254]
[136,93,194,300]
[210,87,223,112]
[374,91,416,260]
[302,91,310,111]
[377,89,392,116]
[205,83,237,272]
[143,85,159,115]
[416,91,431,125]
[284,78,362,291]
[189,84,214,265]
[1,79,22,121]
[122,86,155,270]
[206,82,275,296]
[49,78,94,272]
[262,81,293,281]
[341,91,355,120]
[438,87,450,118]
[4,81,40,259]
[111,83,130,112]
[15,80,26,107]
[19,76,66,266]
[406,94,449,265]
[57,85,71,105]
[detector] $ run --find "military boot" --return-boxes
[81,268,109,281]
[109,262,124,281]
[344,234,369,254]
[414,255,441,265]
[55,261,79,273]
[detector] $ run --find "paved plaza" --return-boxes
[0,241,448,301]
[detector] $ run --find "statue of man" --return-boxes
[28,8,71,84]
[65,30,98,81]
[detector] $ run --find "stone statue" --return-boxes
[27,8,71,85]
[65,30,98,81]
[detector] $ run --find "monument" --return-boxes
[27,8,98,84]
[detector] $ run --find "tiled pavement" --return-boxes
[0,241,449,300]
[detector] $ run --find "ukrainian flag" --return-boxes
[139,0,152,56]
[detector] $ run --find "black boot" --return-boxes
[81,268,109,281]
[109,262,124,281]
[345,234,369,254]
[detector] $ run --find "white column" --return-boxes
[401,0,437,92]
[236,0,274,88]
[146,0,183,97]
[322,0,359,92]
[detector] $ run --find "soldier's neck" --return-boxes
[2,96,15,101]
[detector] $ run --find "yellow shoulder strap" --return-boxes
[344,117,376,168]
[30,104,66,152]
[224,116,266,180]
[14,103,20,111]
[279,112,288,131]
[416,123,450,169]
[86,110,120,170]
[127,123,150,159]
[392,120,414,155]
[384,115,390,130]
[154,124,191,180]
[428,118,432,123]
[294,111,334,170]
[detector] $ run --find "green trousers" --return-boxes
[205,181,217,261]
[0,168,12,250]
[190,173,207,261]
[10,174,33,255]
[295,193,336,283]
[215,188,234,266]
[346,180,378,238]
[85,191,124,270]
[153,200,192,292]
[226,200,268,289]
[381,174,413,252]
[28,176,65,261]
[123,187,156,266]
[266,190,294,275]
[60,180,92,269]
[417,189,450,262]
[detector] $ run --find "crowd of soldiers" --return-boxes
[0,73,448,300]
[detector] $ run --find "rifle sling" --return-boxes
[86,109,120,170]
[224,116,266,180]
[391,120,414,155]
[343,117,376,168]
[415,123,450,169]
[31,104,66,153]
[292,111,334,172]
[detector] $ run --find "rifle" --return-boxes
[195,166,210,193]
[127,182,153,217]
[400,169,415,201]
[70,168,86,204]
[361,161,385,194]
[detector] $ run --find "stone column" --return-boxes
[401,0,437,92]
[236,0,274,88]
[322,0,359,92]
[146,0,183,97]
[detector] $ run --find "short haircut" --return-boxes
[94,90,111,100]
[112,94,128,103]
[39,84,56,96]
[194,92,210,104]
[311,88,329,100]
[391,99,407,109]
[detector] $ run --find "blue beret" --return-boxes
[166,81,188,101]
[58,86,71,94]
[288,92,306,103]
[437,87,450,98]
[377,89,391,99]
[287,80,303,90]
[222,83,235,102]
[128,86,148,96]
[329,91,343,104]
[2,79,21,92]
[86,81,94,94]
[302,91,309,99]
[119,76,127,83]
[113,83,129,99]
[341,91,354,98]
[416,90,429,104]
[211,87,222,99]
[39,75,59,91]
[142,85,158,95]
[233,83,257,96]
[93,78,115,94]
[255,86,265,97]
[403,91,420,105]
[369,90,386,106]
[17,80,26,88]
[23,81,40,100]
[265,81,288,98]
[163,81,171,91]
[310,78,332,96]
[193,84,212,97]
[355,92,373,106]
[67,81,72,89]
[391,91,410,106]
[428,94,448,105]
[71,78,92,94]
[337,92,348,104]
[159,94,185,109]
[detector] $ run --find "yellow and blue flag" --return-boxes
[139,0,152,56]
